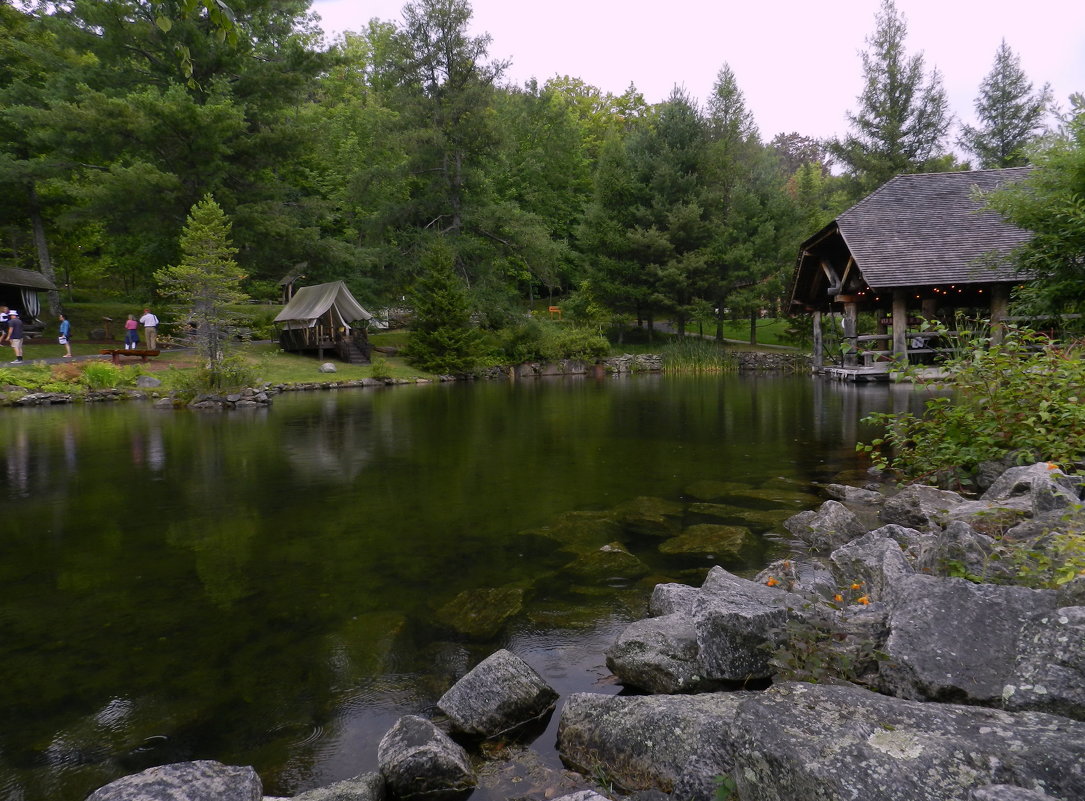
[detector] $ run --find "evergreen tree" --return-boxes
[959,40,1051,168]
[829,0,952,194]
[405,239,482,373]
[155,194,249,388]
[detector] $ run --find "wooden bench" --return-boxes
[100,348,160,364]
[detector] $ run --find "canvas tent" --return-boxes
[0,267,56,323]
[273,281,373,362]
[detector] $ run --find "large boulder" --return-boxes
[909,521,1008,582]
[731,682,1085,801]
[605,612,707,694]
[878,574,1058,704]
[648,582,700,616]
[377,715,475,801]
[879,485,966,530]
[287,773,386,801]
[557,692,751,799]
[982,463,1083,516]
[1003,606,1085,721]
[828,531,913,602]
[783,500,866,552]
[87,761,261,801]
[753,558,836,599]
[693,567,806,681]
[437,649,558,737]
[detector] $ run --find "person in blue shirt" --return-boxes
[58,313,72,358]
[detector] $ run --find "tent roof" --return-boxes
[273,281,372,324]
[0,267,57,291]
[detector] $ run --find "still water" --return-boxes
[0,374,920,800]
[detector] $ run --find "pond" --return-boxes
[0,373,922,800]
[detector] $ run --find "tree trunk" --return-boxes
[749,308,757,345]
[27,183,62,317]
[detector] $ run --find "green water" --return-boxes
[0,374,916,799]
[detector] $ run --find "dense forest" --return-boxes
[0,0,1072,331]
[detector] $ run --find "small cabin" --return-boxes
[789,168,1033,379]
[274,281,373,364]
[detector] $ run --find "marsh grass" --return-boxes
[660,339,738,373]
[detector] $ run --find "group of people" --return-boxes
[124,308,159,350]
[0,306,159,364]
[0,306,25,363]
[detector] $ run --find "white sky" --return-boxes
[310,0,1085,143]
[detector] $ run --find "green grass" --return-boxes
[718,317,795,347]
[237,343,433,384]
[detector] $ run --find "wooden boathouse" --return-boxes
[790,168,1033,380]
[274,281,373,364]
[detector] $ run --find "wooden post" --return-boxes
[842,302,858,367]
[812,310,823,369]
[990,284,1010,345]
[892,289,908,362]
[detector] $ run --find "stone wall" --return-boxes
[733,351,810,372]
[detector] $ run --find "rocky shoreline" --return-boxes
[86,461,1085,801]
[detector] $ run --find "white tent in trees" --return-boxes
[273,281,373,362]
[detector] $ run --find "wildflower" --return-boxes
[1047,462,1059,470]
[765,577,779,587]
[833,594,843,602]
[856,595,870,605]
[850,582,862,590]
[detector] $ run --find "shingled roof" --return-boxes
[836,167,1032,289]
[791,168,1034,310]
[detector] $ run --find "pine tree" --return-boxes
[155,194,249,389]
[405,239,482,374]
[829,0,951,192]
[959,40,1051,168]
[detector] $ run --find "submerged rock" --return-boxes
[658,524,752,557]
[559,542,649,583]
[434,587,524,639]
[612,497,684,538]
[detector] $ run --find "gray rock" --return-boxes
[782,500,867,552]
[437,649,558,737]
[559,542,649,583]
[693,567,806,681]
[288,773,386,801]
[942,498,1032,535]
[731,682,1085,801]
[557,692,751,796]
[648,582,700,617]
[970,785,1060,801]
[377,715,475,801]
[820,483,883,504]
[829,531,913,602]
[879,574,1058,704]
[135,375,163,388]
[880,485,966,530]
[753,558,837,599]
[87,761,261,801]
[982,463,1082,513]
[1003,606,1085,720]
[605,612,708,694]
[549,793,611,801]
[911,521,1006,581]
[1057,576,1085,607]
[318,363,337,373]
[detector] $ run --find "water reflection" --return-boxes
[0,375,931,800]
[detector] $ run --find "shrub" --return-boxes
[859,326,1085,486]
[80,361,130,390]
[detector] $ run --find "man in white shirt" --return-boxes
[139,308,160,350]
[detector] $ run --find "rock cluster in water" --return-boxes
[82,461,1085,801]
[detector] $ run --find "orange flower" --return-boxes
[1047,462,1059,470]
[765,577,779,587]
[850,583,862,590]
[833,594,843,602]
[856,595,870,605]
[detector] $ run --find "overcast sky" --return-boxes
[310,0,1085,144]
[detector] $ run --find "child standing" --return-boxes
[58,313,72,357]
[124,314,139,350]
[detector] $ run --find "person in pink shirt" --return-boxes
[124,314,140,350]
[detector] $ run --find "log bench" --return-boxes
[100,348,160,364]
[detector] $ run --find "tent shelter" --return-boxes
[0,267,56,326]
[790,168,1033,379]
[273,281,373,363]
